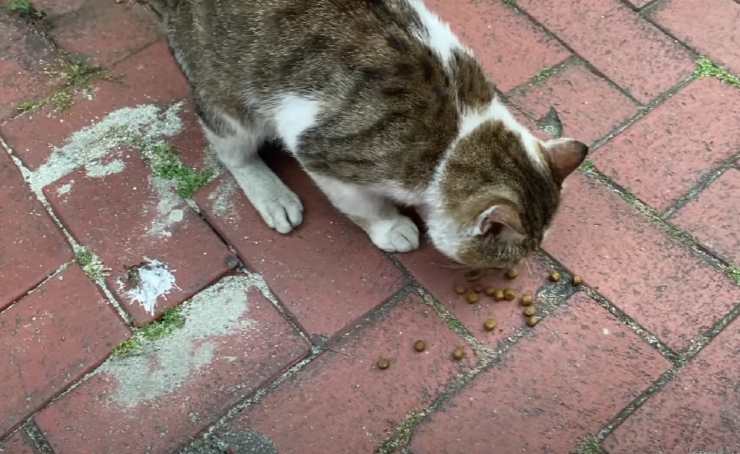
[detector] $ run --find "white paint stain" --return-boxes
[56,182,74,197]
[148,176,186,238]
[101,275,258,407]
[207,177,239,219]
[28,103,184,194]
[122,259,178,315]
[85,158,126,178]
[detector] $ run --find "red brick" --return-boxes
[49,0,161,67]
[672,168,740,265]
[45,151,231,326]
[0,151,71,309]
[509,62,639,145]
[0,15,60,120]
[0,430,35,454]
[35,276,310,454]
[594,78,740,211]
[398,243,555,346]
[194,153,406,338]
[425,0,570,92]
[651,0,740,75]
[410,293,670,453]
[543,173,740,351]
[517,0,695,103]
[605,317,740,453]
[0,264,129,436]
[2,40,188,169]
[224,295,476,453]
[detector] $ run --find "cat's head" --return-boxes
[425,116,587,270]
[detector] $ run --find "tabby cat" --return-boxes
[149,0,588,269]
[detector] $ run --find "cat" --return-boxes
[148,0,588,270]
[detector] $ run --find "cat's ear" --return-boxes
[475,205,524,237]
[543,138,588,184]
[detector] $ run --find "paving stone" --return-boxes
[509,61,639,145]
[543,173,740,351]
[594,78,740,211]
[410,293,670,453]
[650,0,740,76]
[49,0,161,67]
[45,151,231,326]
[0,151,72,310]
[0,264,129,437]
[194,152,406,339]
[605,317,740,453]
[517,0,695,103]
[424,0,570,92]
[35,276,310,454]
[0,14,60,121]
[398,243,556,347]
[672,168,740,266]
[223,295,477,453]
[0,430,35,454]
[1,40,189,170]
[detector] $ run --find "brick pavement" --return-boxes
[0,1,738,453]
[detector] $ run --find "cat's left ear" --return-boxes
[543,138,588,184]
[475,205,525,237]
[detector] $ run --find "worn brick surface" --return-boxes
[0,430,35,454]
[672,168,740,265]
[517,0,695,103]
[2,40,188,169]
[222,295,476,453]
[0,14,60,121]
[35,276,310,454]
[410,293,670,453]
[543,173,740,351]
[0,151,71,310]
[624,0,653,8]
[399,243,555,347]
[0,264,129,437]
[45,151,231,326]
[32,0,86,17]
[49,0,161,67]
[651,0,740,75]
[509,61,638,145]
[195,153,406,339]
[605,317,740,454]
[594,78,740,211]
[424,0,570,92]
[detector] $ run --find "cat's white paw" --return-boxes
[252,189,304,234]
[369,216,420,253]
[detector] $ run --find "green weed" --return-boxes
[144,143,214,198]
[695,57,740,88]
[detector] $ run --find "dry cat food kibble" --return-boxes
[504,289,517,301]
[483,318,497,331]
[573,275,584,286]
[455,285,467,295]
[549,271,561,282]
[414,340,427,352]
[520,294,534,306]
[452,347,466,361]
[485,287,497,297]
[465,270,482,282]
[376,357,391,370]
[523,306,536,317]
[494,289,505,301]
[505,269,519,279]
[466,292,480,304]
[526,316,541,327]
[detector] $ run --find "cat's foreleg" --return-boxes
[202,116,303,234]
[309,172,420,253]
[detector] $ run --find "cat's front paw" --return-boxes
[368,216,420,253]
[253,189,304,234]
